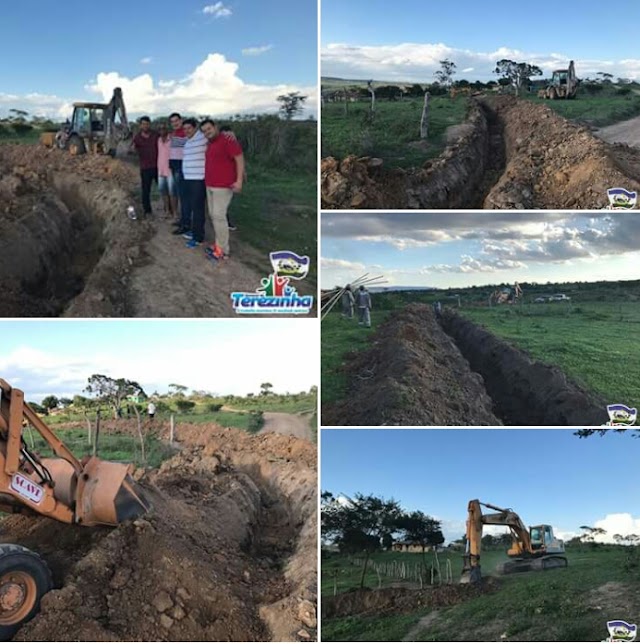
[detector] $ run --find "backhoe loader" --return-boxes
[460,499,567,584]
[0,379,151,638]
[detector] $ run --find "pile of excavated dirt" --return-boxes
[0,145,148,317]
[1,424,317,642]
[322,581,498,619]
[483,97,640,209]
[322,304,501,426]
[441,311,608,426]
[321,96,640,209]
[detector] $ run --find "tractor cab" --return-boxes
[551,70,569,87]
[70,103,108,137]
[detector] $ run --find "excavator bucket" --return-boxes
[42,456,151,527]
[77,457,152,526]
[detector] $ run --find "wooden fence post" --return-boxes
[420,92,430,139]
[170,414,175,444]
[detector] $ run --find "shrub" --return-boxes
[206,402,223,412]
[174,400,196,413]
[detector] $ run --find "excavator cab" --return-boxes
[529,524,564,554]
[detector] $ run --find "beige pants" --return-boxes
[206,187,233,255]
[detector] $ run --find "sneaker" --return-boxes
[205,243,225,261]
[228,224,237,232]
[182,232,194,240]
[185,239,201,248]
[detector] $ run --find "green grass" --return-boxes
[521,92,640,127]
[228,161,317,288]
[321,311,392,404]
[322,547,640,641]
[460,301,640,411]
[25,427,175,469]
[321,97,469,168]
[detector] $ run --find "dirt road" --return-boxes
[596,115,640,148]
[260,411,314,441]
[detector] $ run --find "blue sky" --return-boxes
[321,213,640,289]
[0,319,318,401]
[321,429,640,543]
[0,0,317,118]
[322,0,640,82]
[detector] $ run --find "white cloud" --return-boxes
[140,57,153,65]
[593,513,640,542]
[1,53,316,120]
[202,2,232,18]
[320,257,366,272]
[242,45,273,56]
[0,324,318,402]
[322,42,640,82]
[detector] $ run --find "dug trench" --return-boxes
[0,424,317,642]
[0,145,312,318]
[321,96,640,209]
[322,303,608,426]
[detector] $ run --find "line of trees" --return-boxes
[322,491,445,587]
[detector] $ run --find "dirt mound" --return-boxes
[322,304,501,426]
[322,581,497,619]
[483,97,640,209]
[2,425,316,641]
[320,96,640,209]
[441,310,608,425]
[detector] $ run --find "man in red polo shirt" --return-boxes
[200,119,245,259]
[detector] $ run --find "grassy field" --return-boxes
[522,91,640,127]
[459,301,640,411]
[321,311,391,405]
[322,547,640,641]
[26,426,175,469]
[321,97,469,168]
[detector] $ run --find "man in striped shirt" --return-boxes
[179,118,208,247]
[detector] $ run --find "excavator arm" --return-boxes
[0,378,150,526]
[461,499,532,584]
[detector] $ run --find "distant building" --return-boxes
[392,541,428,553]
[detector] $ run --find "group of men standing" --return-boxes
[341,285,372,328]
[132,112,245,260]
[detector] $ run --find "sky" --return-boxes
[0,0,317,119]
[0,319,318,402]
[321,429,640,544]
[322,0,640,82]
[321,213,640,289]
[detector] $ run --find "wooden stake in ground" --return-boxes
[132,405,146,465]
[367,80,376,116]
[93,409,101,456]
[170,414,175,445]
[420,92,430,139]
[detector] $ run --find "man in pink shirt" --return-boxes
[157,124,175,216]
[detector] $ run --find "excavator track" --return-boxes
[496,555,568,575]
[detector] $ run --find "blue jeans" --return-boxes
[182,179,206,242]
[170,159,187,222]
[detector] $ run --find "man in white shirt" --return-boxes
[179,118,208,247]
[147,401,156,421]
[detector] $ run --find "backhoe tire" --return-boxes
[0,544,52,641]
[66,134,86,156]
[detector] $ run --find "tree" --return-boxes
[494,59,543,96]
[481,534,496,548]
[597,72,614,84]
[41,395,59,411]
[58,397,73,408]
[28,402,46,415]
[168,383,188,398]
[434,59,457,87]
[277,92,307,120]
[321,491,404,587]
[8,108,29,123]
[397,510,445,581]
[579,525,607,547]
[260,382,274,396]
[576,427,640,438]
[175,399,196,413]
[85,374,145,419]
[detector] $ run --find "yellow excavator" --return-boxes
[0,378,151,638]
[460,499,568,584]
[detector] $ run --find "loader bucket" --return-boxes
[76,457,152,527]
